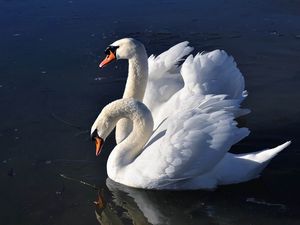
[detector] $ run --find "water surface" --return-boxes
[0,0,300,224]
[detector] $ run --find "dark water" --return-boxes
[1,0,300,224]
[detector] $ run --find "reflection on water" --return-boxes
[93,179,298,225]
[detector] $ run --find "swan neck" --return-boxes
[123,51,148,101]
[107,100,153,179]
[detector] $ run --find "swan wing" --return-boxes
[143,42,193,121]
[131,95,249,189]
[181,49,246,100]
[151,49,250,128]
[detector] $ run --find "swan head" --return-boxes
[99,38,145,68]
[91,108,116,156]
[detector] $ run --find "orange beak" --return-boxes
[95,137,104,156]
[99,50,116,68]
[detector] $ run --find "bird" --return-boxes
[91,38,290,190]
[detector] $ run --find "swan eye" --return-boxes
[91,129,98,141]
[104,46,119,55]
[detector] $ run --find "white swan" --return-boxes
[91,38,291,190]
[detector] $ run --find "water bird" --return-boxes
[91,38,290,190]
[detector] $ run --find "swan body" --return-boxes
[92,38,291,190]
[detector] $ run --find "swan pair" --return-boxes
[91,38,290,190]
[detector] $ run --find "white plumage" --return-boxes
[91,38,290,190]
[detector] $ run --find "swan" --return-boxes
[91,38,291,190]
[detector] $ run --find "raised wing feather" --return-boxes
[143,42,193,122]
[149,49,250,128]
[181,50,246,100]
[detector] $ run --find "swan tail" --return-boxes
[214,141,291,185]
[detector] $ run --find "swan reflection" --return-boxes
[94,179,289,225]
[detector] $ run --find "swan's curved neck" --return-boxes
[116,46,149,144]
[106,99,153,181]
[122,49,148,101]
